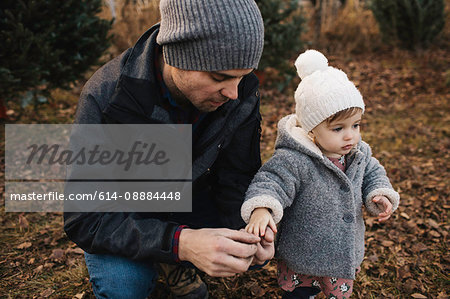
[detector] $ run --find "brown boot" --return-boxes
[158,263,208,299]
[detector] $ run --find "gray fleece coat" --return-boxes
[241,114,399,279]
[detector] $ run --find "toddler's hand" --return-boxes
[245,208,277,237]
[372,196,393,222]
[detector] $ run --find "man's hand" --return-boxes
[372,195,393,222]
[178,228,260,277]
[252,227,275,265]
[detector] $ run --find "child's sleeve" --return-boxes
[241,149,301,224]
[361,142,400,216]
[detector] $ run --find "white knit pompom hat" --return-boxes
[294,50,365,132]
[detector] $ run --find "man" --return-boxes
[64,0,275,298]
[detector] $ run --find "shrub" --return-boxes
[0,0,112,104]
[256,0,306,88]
[370,0,445,50]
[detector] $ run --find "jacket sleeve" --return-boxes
[63,66,180,263]
[361,142,400,215]
[241,149,302,224]
[64,212,179,262]
[209,101,262,229]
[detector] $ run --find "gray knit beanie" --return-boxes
[157,0,264,71]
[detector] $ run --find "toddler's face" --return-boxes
[310,111,362,158]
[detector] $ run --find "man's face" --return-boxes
[163,65,253,112]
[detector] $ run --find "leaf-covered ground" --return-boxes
[1,47,449,298]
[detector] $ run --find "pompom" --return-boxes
[295,49,328,80]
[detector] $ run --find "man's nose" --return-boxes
[220,79,240,100]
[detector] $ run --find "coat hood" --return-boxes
[275,114,324,159]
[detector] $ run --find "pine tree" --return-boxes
[370,0,445,50]
[0,0,112,104]
[255,0,306,87]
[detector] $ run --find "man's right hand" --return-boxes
[178,228,260,277]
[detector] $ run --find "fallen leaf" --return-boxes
[33,265,43,274]
[437,291,448,299]
[41,288,54,298]
[402,279,419,293]
[427,218,440,229]
[28,258,35,265]
[18,214,29,229]
[367,254,379,262]
[397,265,412,279]
[66,258,77,267]
[403,220,418,231]
[16,242,32,249]
[429,230,441,238]
[73,292,85,299]
[411,242,428,253]
[66,247,84,255]
[411,165,421,175]
[381,240,394,247]
[366,217,375,227]
[50,249,65,261]
[250,284,266,297]
[379,266,388,277]
[429,195,439,202]
[400,212,410,220]
[411,293,427,299]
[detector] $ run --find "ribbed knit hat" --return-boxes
[157,0,264,71]
[294,50,365,132]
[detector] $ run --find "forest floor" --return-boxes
[1,46,449,298]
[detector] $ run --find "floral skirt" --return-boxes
[277,260,360,299]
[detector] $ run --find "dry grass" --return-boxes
[321,0,382,54]
[304,0,450,55]
[99,0,160,57]
[301,0,381,54]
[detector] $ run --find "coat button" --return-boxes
[340,185,348,192]
[343,214,354,223]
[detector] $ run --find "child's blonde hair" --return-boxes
[325,107,363,125]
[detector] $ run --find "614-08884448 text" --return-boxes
[97,191,182,201]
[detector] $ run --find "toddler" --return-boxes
[241,50,400,299]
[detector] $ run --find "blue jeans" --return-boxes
[84,252,267,298]
[84,252,158,299]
